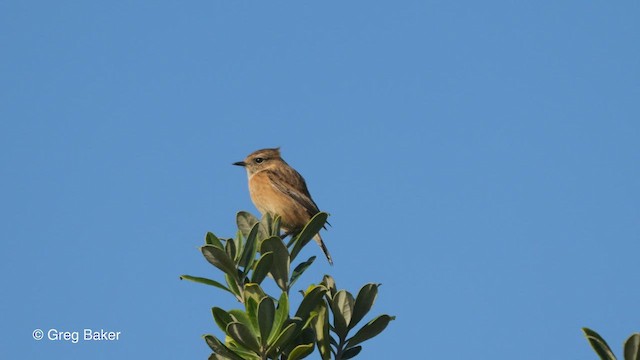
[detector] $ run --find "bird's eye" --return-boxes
[254,158,264,163]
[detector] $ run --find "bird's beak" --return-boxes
[233,161,246,167]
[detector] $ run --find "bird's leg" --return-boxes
[280,230,301,247]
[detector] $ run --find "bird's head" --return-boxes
[233,147,283,176]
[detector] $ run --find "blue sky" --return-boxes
[1,1,639,359]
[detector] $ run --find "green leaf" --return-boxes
[205,232,224,249]
[582,328,617,360]
[225,273,243,302]
[202,245,238,278]
[211,307,233,332]
[233,231,243,262]
[260,236,290,292]
[237,211,259,239]
[312,303,331,360]
[302,311,319,331]
[224,344,262,360]
[225,238,237,263]
[257,297,276,346]
[229,310,253,329]
[287,342,315,360]
[242,284,266,336]
[203,335,245,360]
[267,322,298,355]
[268,292,289,345]
[290,212,328,262]
[625,333,640,360]
[321,275,337,299]
[346,315,395,348]
[179,275,230,292]
[295,285,328,323]
[329,336,338,348]
[292,327,316,351]
[258,213,272,241]
[244,296,260,335]
[271,215,282,237]
[251,252,274,284]
[342,345,362,359]
[239,222,260,270]
[349,283,380,330]
[290,256,316,288]
[227,322,261,354]
[331,290,354,337]
[243,283,267,305]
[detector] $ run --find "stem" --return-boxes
[335,334,347,360]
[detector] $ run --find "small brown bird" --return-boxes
[233,148,333,265]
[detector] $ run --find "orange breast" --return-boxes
[248,172,310,231]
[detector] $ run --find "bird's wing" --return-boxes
[264,168,320,216]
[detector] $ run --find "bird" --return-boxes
[233,148,333,265]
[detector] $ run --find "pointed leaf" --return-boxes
[625,333,640,360]
[582,328,617,360]
[258,297,276,345]
[290,256,316,288]
[290,212,328,262]
[227,322,261,354]
[346,315,395,348]
[287,342,315,360]
[179,275,230,292]
[240,222,260,270]
[202,245,237,278]
[205,232,224,249]
[349,283,380,329]
[260,236,290,292]
[251,252,274,284]
[204,335,245,360]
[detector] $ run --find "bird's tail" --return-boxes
[314,233,333,265]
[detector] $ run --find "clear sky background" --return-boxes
[1,1,638,359]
